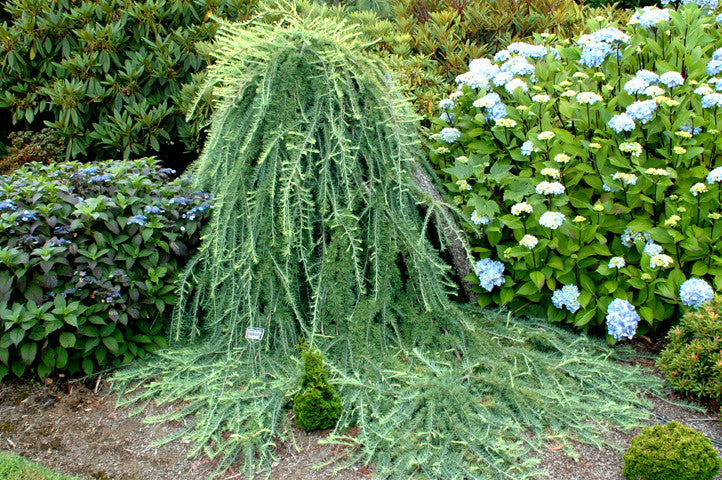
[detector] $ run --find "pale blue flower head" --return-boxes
[593,27,630,45]
[679,278,714,308]
[474,258,506,292]
[707,167,722,184]
[635,70,659,85]
[626,100,657,124]
[502,57,536,76]
[608,113,636,133]
[493,71,514,87]
[717,13,722,23]
[624,77,648,95]
[660,71,684,88]
[701,93,722,108]
[486,102,508,121]
[630,6,670,28]
[521,140,534,156]
[682,0,718,8]
[439,112,455,124]
[708,60,722,76]
[439,127,461,143]
[439,98,455,110]
[507,42,548,59]
[643,242,663,256]
[552,285,581,313]
[494,50,511,62]
[580,42,612,68]
[606,298,640,340]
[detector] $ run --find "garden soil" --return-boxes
[0,345,720,480]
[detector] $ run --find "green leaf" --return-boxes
[82,358,94,376]
[102,336,120,355]
[20,342,37,365]
[56,347,69,369]
[59,332,76,348]
[530,271,545,290]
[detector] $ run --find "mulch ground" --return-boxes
[0,339,720,480]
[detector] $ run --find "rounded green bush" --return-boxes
[293,343,342,431]
[622,422,721,480]
[658,295,722,403]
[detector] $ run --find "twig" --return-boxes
[94,375,103,394]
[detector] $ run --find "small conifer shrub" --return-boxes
[0,129,66,174]
[622,422,721,480]
[658,295,722,403]
[293,342,342,431]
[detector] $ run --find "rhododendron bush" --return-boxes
[430,1,721,339]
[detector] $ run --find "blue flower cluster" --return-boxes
[626,100,657,124]
[159,168,176,176]
[551,285,581,313]
[660,71,684,88]
[621,227,652,247]
[679,278,714,308]
[606,298,640,341]
[521,141,534,156]
[701,93,722,108]
[439,112,455,124]
[127,214,148,226]
[17,210,37,223]
[183,202,212,221]
[170,197,190,206]
[709,48,722,76]
[474,258,506,292]
[507,42,548,59]
[580,42,613,68]
[88,174,111,183]
[144,205,163,215]
[48,238,72,247]
[679,124,702,136]
[683,0,718,9]
[439,127,461,143]
[0,199,17,211]
[608,113,636,133]
[500,56,536,76]
[630,6,670,28]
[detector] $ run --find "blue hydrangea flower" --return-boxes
[486,102,508,122]
[679,278,714,308]
[521,141,534,156]
[0,199,17,211]
[551,285,582,313]
[48,238,72,247]
[492,71,514,87]
[608,113,636,133]
[626,100,657,124]
[127,214,147,226]
[621,227,652,247]
[538,211,565,229]
[17,210,37,222]
[717,13,722,23]
[170,197,189,206]
[88,174,111,183]
[439,127,461,143]
[707,167,722,184]
[643,242,663,256]
[683,0,718,8]
[660,71,684,88]
[606,298,640,341]
[680,124,702,136]
[144,205,163,215]
[701,93,722,108]
[81,167,100,176]
[494,50,511,62]
[635,70,660,85]
[183,203,212,221]
[159,168,176,176]
[708,60,722,76]
[624,77,648,95]
[593,27,630,45]
[507,42,548,58]
[439,98,455,110]
[471,210,491,226]
[608,256,626,269]
[501,57,536,76]
[474,258,506,292]
[630,6,670,28]
[580,42,613,68]
[439,112,455,124]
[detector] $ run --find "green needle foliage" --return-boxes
[293,341,343,431]
[113,3,667,479]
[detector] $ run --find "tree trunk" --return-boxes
[408,160,479,303]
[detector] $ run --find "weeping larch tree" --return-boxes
[114,3,668,479]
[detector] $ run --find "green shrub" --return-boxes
[428,3,722,337]
[658,295,722,402]
[0,128,66,174]
[0,158,212,379]
[293,342,342,431]
[623,422,721,480]
[0,0,254,162]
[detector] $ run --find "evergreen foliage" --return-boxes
[113,4,668,479]
[622,422,721,480]
[293,341,343,431]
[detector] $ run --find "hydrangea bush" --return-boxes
[0,159,212,379]
[430,1,722,339]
